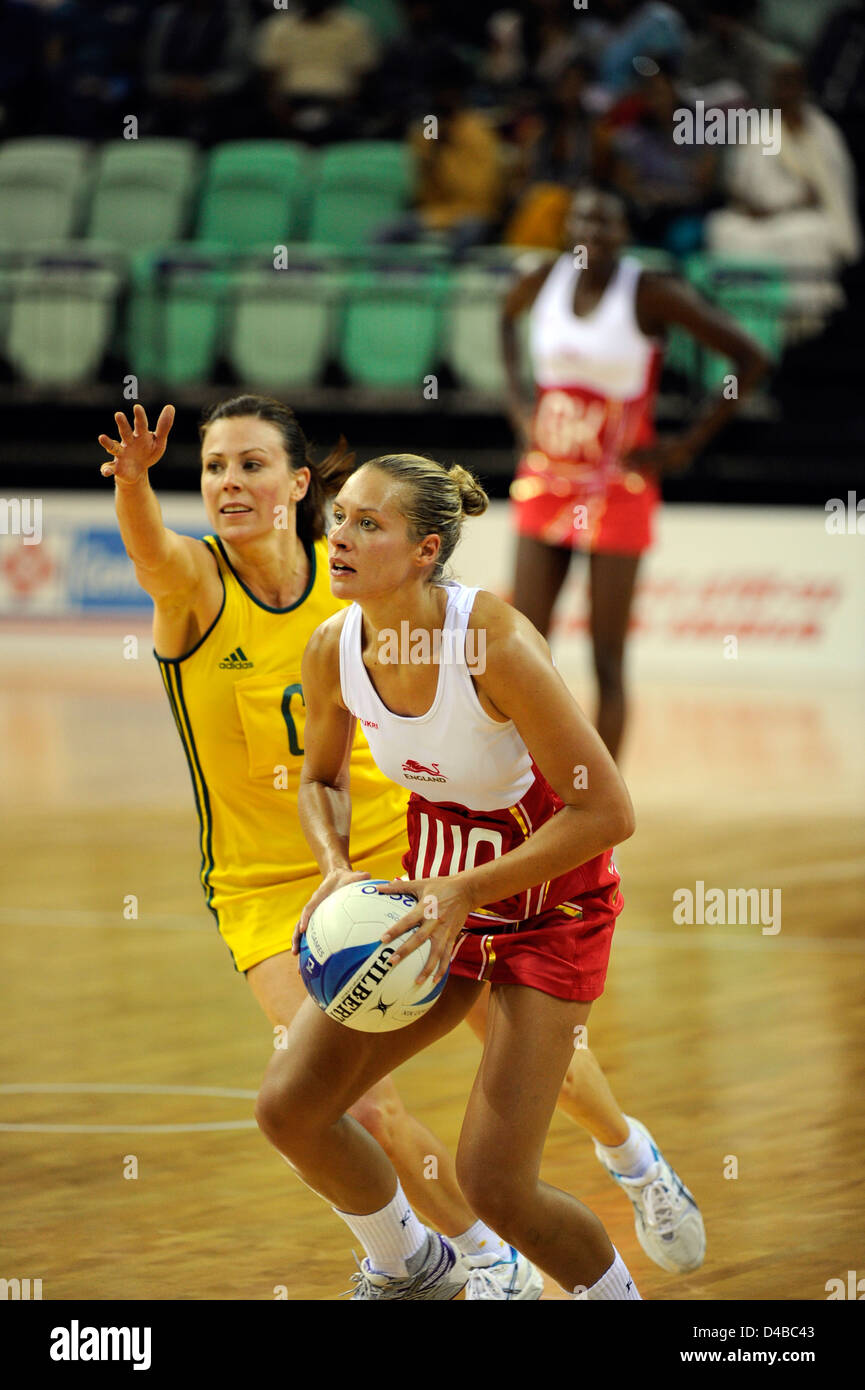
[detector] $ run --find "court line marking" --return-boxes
[0,1083,257,1097]
[0,909,210,932]
[0,1122,258,1133]
[0,1083,258,1134]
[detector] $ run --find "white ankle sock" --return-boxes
[570,1248,641,1300]
[452,1220,509,1265]
[595,1119,653,1178]
[333,1181,427,1276]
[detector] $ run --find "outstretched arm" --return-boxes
[100,402,213,606]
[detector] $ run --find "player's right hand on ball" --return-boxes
[99,403,175,484]
[292,869,371,955]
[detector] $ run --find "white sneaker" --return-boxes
[344,1230,470,1300]
[464,1246,544,1300]
[595,1117,706,1274]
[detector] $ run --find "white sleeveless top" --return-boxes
[529,254,656,397]
[338,582,535,812]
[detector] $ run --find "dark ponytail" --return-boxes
[199,395,355,548]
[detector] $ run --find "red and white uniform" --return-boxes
[338,583,624,1000]
[511,253,662,554]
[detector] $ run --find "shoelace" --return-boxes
[642,1178,678,1234]
[465,1263,509,1300]
[340,1251,386,1300]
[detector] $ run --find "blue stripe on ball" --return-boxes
[412,973,448,1008]
[300,938,377,1013]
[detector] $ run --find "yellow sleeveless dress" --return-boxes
[156,534,409,971]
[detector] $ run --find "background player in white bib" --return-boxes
[504,186,770,761]
[256,452,677,1299]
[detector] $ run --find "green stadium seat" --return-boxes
[6,241,124,386]
[227,246,346,388]
[0,140,91,246]
[0,137,91,173]
[343,240,448,267]
[308,142,412,248]
[465,245,552,269]
[196,141,311,250]
[345,0,405,41]
[339,256,449,387]
[448,261,522,394]
[452,248,545,394]
[624,245,677,272]
[127,243,231,385]
[0,249,28,357]
[683,253,787,390]
[86,139,199,251]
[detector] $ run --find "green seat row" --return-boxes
[0,137,414,253]
[0,242,787,392]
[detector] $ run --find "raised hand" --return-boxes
[99,403,175,485]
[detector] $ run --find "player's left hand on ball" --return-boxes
[376,877,474,987]
[292,868,371,954]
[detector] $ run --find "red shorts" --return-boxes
[449,876,623,1002]
[510,449,659,555]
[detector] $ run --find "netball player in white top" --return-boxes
[255,453,676,1298]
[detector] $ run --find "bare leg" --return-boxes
[254,974,483,1215]
[588,550,642,762]
[248,952,479,1233]
[512,532,572,638]
[456,985,616,1290]
[465,990,629,1147]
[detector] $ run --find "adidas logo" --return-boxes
[219,647,253,670]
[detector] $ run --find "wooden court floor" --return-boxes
[1,626,863,1302]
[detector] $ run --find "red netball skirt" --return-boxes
[449,876,622,1001]
[403,775,625,1003]
[510,449,660,555]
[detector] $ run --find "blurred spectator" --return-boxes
[681,0,780,107]
[520,0,581,85]
[367,0,462,138]
[44,0,156,139]
[0,0,47,137]
[581,0,687,99]
[599,58,717,251]
[144,0,252,143]
[374,57,506,256]
[503,59,597,248]
[809,0,865,197]
[481,9,526,94]
[706,59,862,334]
[254,0,378,143]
